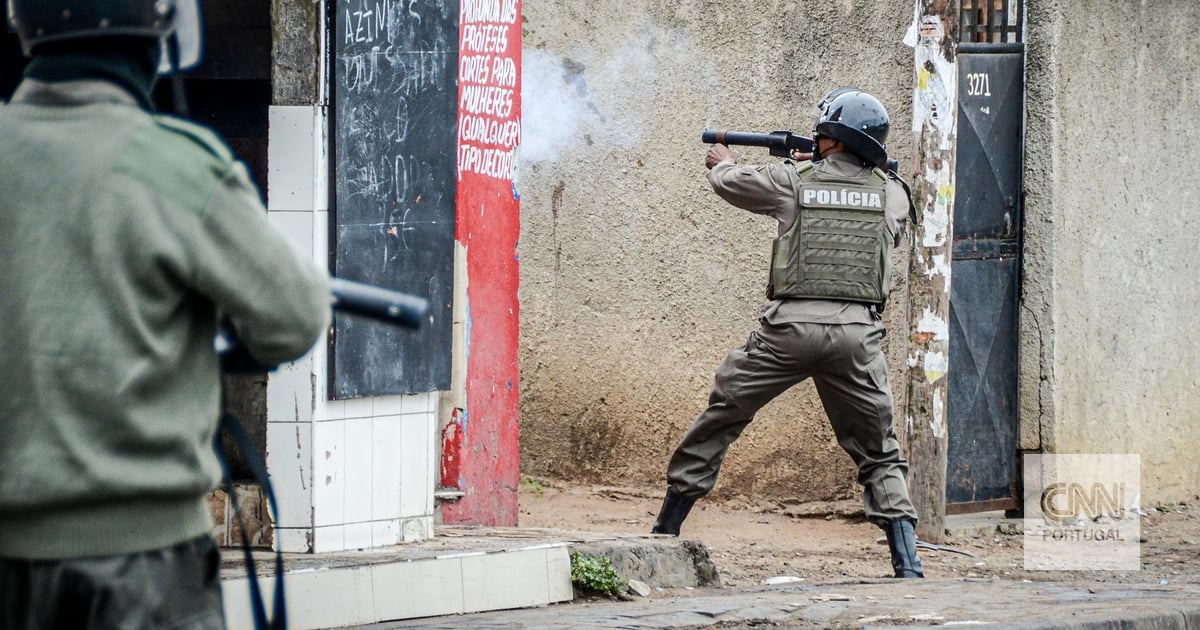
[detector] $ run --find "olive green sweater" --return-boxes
[0,80,330,559]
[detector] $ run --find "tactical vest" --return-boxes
[768,161,892,304]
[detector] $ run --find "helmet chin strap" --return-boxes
[812,136,845,162]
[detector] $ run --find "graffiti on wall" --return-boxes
[444,0,522,526]
[457,0,521,188]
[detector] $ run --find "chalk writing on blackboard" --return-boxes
[332,0,458,397]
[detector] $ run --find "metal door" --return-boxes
[946,43,1024,513]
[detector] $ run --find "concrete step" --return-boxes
[219,527,716,629]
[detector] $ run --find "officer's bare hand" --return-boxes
[706,144,738,170]
[790,150,814,161]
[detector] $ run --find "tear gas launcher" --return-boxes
[701,129,815,159]
[701,129,899,173]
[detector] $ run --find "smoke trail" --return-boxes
[521,20,716,164]
[520,49,583,163]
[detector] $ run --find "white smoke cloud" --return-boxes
[520,21,712,165]
[520,48,584,163]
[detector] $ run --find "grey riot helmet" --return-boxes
[6,0,203,74]
[812,90,890,168]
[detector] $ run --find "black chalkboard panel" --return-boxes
[331,0,458,398]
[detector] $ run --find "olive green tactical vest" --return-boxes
[768,161,892,304]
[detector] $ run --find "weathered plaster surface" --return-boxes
[272,0,321,106]
[518,2,915,502]
[1024,0,1200,503]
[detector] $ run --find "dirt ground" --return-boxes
[517,478,1200,591]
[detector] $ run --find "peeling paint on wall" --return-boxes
[931,393,946,439]
[909,14,957,143]
[920,161,954,247]
[916,307,949,343]
[924,350,948,384]
[903,1,958,539]
[925,253,952,291]
[440,408,466,490]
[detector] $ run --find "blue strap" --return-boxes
[218,407,288,630]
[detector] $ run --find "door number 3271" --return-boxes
[967,72,992,97]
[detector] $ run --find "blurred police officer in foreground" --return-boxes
[651,88,925,579]
[0,1,330,627]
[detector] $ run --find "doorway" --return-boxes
[946,0,1025,514]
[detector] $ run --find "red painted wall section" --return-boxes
[444,0,522,526]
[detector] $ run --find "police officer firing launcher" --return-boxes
[652,88,925,579]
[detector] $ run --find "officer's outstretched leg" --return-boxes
[651,489,696,536]
[656,325,808,536]
[883,519,925,578]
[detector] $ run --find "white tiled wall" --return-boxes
[264,421,312,528]
[305,393,437,552]
[344,417,374,524]
[311,419,345,527]
[371,416,403,521]
[265,105,437,554]
[266,106,320,213]
[399,411,435,519]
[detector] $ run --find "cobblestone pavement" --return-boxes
[357,578,1200,629]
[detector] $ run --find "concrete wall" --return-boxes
[518,1,917,503]
[1022,0,1200,504]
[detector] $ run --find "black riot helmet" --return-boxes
[813,86,862,116]
[6,0,203,74]
[812,90,890,168]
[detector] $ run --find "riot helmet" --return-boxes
[813,86,862,118]
[812,90,890,168]
[6,0,202,74]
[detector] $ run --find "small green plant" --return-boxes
[569,551,627,598]
[520,476,545,496]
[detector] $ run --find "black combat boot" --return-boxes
[650,489,696,536]
[883,519,925,578]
